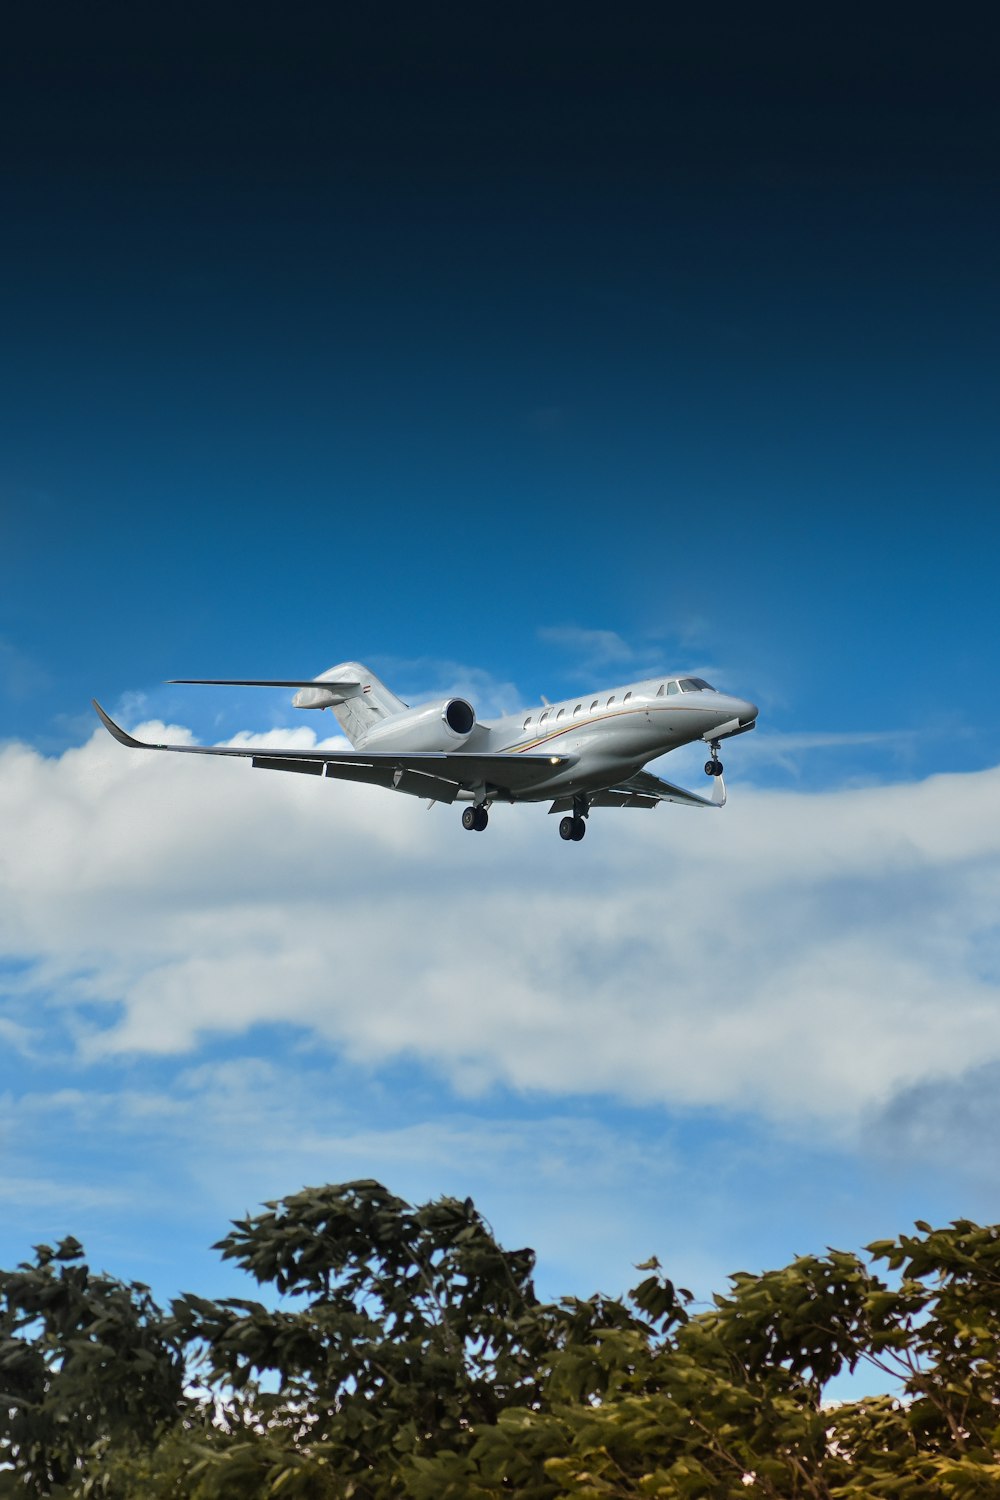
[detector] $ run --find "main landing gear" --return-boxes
[704,740,724,778]
[461,795,590,840]
[558,796,589,842]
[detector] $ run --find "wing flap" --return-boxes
[549,790,660,811]
[251,756,325,776]
[319,762,462,803]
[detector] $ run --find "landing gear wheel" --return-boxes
[705,759,723,777]
[474,806,489,831]
[559,816,576,841]
[571,816,586,841]
[462,807,478,831]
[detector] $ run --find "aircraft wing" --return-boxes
[548,767,726,813]
[617,768,726,808]
[92,701,574,804]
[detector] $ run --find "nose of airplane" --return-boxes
[738,700,759,727]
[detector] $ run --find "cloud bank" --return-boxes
[2,721,1000,1142]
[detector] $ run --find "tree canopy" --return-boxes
[2,1181,998,1498]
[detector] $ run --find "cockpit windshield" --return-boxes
[678,677,715,692]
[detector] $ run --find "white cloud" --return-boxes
[0,1016,36,1054]
[2,725,1000,1137]
[537,626,635,668]
[222,726,351,751]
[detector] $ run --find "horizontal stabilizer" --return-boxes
[168,679,361,691]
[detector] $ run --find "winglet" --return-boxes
[92,700,156,750]
[710,773,727,808]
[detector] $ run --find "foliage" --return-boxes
[0,1237,186,1497]
[2,1184,999,1498]
[165,1180,681,1497]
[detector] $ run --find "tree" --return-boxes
[830,1219,1000,1497]
[2,1184,999,1498]
[167,1180,682,1498]
[414,1222,1000,1499]
[0,1237,186,1497]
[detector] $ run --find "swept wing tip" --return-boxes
[92,699,146,749]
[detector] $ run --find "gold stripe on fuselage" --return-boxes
[507,702,703,755]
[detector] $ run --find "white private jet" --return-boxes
[92,662,757,842]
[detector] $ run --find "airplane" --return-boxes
[92,662,758,842]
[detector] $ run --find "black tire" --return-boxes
[571,817,586,841]
[559,816,575,841]
[475,807,489,831]
[462,807,478,830]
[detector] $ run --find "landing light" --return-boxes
[550,756,560,764]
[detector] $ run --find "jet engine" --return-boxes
[358,698,477,753]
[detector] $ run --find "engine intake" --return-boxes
[445,698,475,735]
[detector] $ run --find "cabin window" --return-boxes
[556,708,565,720]
[573,703,582,715]
[666,680,680,695]
[623,691,632,702]
[540,711,549,723]
[607,695,615,706]
[523,716,532,729]
[591,700,599,711]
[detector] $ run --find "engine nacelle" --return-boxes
[358,698,476,753]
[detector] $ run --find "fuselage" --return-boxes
[462,674,758,802]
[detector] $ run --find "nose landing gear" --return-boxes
[704,740,724,777]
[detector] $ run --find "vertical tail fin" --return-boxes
[294,662,407,746]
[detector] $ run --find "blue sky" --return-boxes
[2,5,1000,1397]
